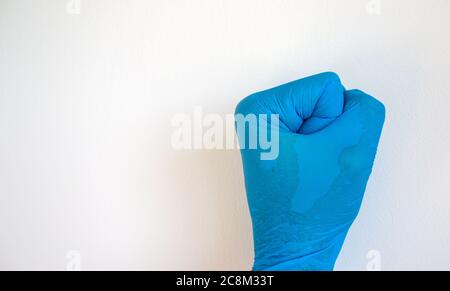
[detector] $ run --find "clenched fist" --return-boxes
[235,72,385,271]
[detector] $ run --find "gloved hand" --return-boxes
[235,72,385,271]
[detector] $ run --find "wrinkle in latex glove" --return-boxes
[235,72,385,271]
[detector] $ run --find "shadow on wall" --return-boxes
[162,147,253,270]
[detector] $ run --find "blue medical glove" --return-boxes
[235,72,385,271]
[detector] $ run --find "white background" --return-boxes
[1,0,449,270]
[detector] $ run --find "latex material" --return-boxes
[235,72,385,271]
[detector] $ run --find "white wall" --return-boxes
[0,0,449,270]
